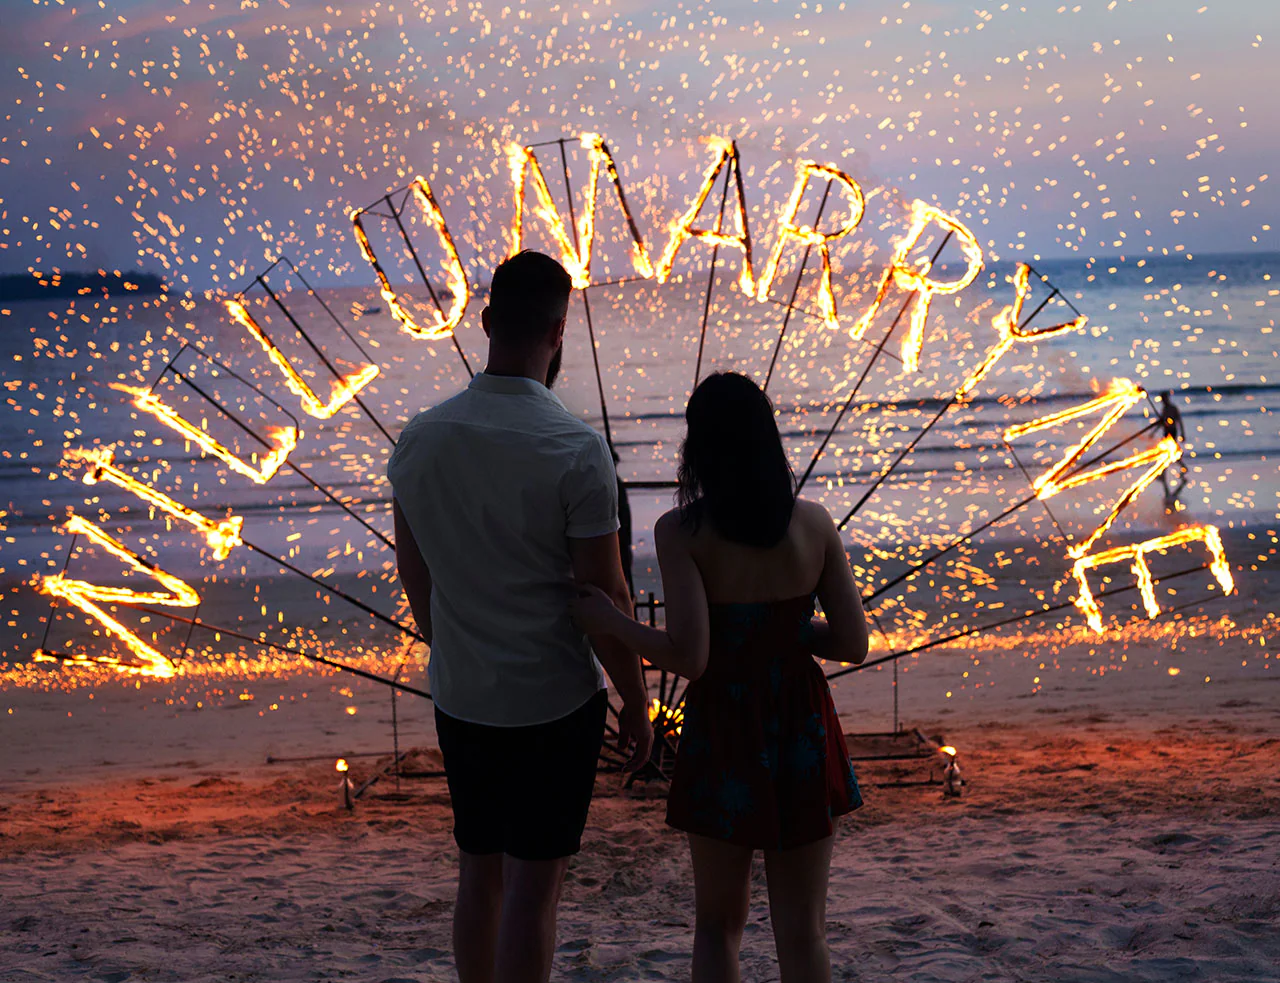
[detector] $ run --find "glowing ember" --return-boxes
[648,696,685,737]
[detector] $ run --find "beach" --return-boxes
[4,601,1278,983]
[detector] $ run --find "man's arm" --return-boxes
[568,532,653,771]
[393,497,432,645]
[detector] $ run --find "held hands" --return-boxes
[570,582,623,636]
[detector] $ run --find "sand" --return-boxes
[2,600,1279,982]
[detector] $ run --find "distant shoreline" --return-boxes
[0,271,166,301]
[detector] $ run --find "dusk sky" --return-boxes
[2,0,1277,289]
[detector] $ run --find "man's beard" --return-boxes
[545,343,564,389]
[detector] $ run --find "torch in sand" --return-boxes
[336,758,354,810]
[940,746,963,798]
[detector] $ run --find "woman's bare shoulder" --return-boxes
[793,497,836,534]
[654,507,688,542]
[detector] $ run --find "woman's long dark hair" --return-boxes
[676,372,797,548]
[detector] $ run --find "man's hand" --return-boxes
[616,698,655,773]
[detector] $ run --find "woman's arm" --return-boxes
[811,509,869,665]
[572,511,711,680]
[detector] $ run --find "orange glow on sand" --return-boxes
[224,299,380,420]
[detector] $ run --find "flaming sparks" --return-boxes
[507,134,653,289]
[109,383,298,485]
[654,136,756,296]
[35,514,200,677]
[959,263,1089,395]
[1072,526,1235,633]
[1002,378,1181,557]
[649,696,685,737]
[224,299,380,420]
[1004,379,1145,498]
[65,447,243,561]
[851,201,983,373]
[350,177,470,341]
[755,161,866,331]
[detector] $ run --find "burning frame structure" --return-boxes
[26,129,1238,773]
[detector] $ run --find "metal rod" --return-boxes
[36,530,79,654]
[172,370,393,550]
[692,161,734,391]
[1007,441,1071,543]
[116,601,432,697]
[796,232,953,492]
[827,562,1216,682]
[837,389,960,530]
[557,138,616,452]
[865,420,1161,602]
[763,179,833,393]
[239,536,424,642]
[384,191,474,378]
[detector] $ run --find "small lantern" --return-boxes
[336,758,353,810]
[939,746,963,798]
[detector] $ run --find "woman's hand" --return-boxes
[570,582,624,637]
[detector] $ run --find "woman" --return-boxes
[572,371,868,983]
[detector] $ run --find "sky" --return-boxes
[1,0,1277,289]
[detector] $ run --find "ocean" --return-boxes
[1,248,1276,665]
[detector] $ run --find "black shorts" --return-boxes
[434,689,608,861]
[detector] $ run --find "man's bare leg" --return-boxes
[492,856,571,983]
[455,850,504,983]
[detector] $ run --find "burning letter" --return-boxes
[755,161,866,331]
[851,201,983,373]
[507,134,654,288]
[225,299,380,420]
[1071,526,1234,633]
[36,514,200,677]
[655,137,756,296]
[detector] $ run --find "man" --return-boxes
[388,250,653,983]
[1158,389,1188,509]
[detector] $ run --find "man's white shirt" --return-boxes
[388,372,618,726]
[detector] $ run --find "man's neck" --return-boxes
[483,352,548,385]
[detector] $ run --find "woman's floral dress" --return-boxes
[666,594,862,849]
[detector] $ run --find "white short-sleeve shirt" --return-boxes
[387,372,618,726]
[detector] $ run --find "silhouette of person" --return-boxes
[613,447,635,598]
[1158,390,1188,508]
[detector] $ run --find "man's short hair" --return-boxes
[487,250,573,346]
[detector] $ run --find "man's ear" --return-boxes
[553,315,567,348]
[481,306,492,339]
